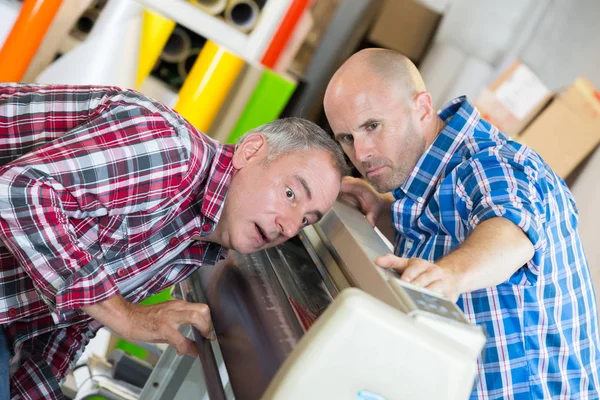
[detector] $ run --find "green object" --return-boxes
[140,287,173,305]
[114,339,148,360]
[226,69,297,144]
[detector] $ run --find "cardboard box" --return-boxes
[518,78,600,178]
[475,60,552,137]
[367,0,441,63]
[561,77,600,119]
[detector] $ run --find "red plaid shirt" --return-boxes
[0,84,234,399]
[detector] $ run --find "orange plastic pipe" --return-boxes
[0,0,63,82]
[260,0,310,69]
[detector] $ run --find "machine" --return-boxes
[140,201,486,400]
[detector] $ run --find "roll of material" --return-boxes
[160,26,192,63]
[177,47,202,81]
[137,9,176,88]
[71,6,99,40]
[273,9,313,74]
[418,41,466,110]
[208,62,264,143]
[441,55,493,106]
[261,0,311,69]
[0,2,19,51]
[175,41,244,133]
[35,0,143,88]
[189,0,228,16]
[225,0,260,32]
[226,69,297,144]
[0,0,63,82]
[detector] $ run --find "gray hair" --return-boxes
[237,117,349,177]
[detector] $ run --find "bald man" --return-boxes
[324,48,600,399]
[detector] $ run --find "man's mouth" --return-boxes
[255,224,268,244]
[366,165,385,176]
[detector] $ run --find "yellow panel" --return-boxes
[136,9,175,88]
[174,41,245,132]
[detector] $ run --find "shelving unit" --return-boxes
[141,0,292,62]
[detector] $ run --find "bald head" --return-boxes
[327,48,426,104]
[324,48,441,192]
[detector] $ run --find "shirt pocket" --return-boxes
[97,215,130,260]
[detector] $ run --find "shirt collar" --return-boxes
[393,96,480,204]
[200,143,236,224]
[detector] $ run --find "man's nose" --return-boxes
[353,136,373,163]
[276,211,304,239]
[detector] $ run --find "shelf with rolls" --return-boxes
[1,0,374,145]
[136,0,311,143]
[142,0,292,64]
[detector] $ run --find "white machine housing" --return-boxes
[263,201,486,400]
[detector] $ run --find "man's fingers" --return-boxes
[365,212,378,227]
[376,254,410,272]
[340,176,362,194]
[177,303,214,340]
[162,301,215,341]
[180,338,199,358]
[399,261,430,283]
[165,326,199,357]
[338,191,360,208]
[425,280,454,301]
[410,266,443,287]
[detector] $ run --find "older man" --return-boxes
[0,83,347,399]
[324,49,600,399]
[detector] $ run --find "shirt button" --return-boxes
[169,237,180,246]
[7,308,17,318]
[117,268,127,277]
[201,223,212,233]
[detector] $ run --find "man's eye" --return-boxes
[286,187,295,200]
[338,134,354,144]
[302,216,309,226]
[367,122,379,131]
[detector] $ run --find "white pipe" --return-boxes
[189,0,228,16]
[224,0,260,32]
[243,0,291,62]
[35,0,143,88]
[141,0,247,57]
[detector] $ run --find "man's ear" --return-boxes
[232,133,268,170]
[413,92,434,123]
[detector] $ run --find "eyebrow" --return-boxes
[293,174,324,221]
[294,174,312,200]
[359,118,379,130]
[333,118,379,141]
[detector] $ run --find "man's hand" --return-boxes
[83,295,214,357]
[375,218,535,302]
[339,176,392,227]
[376,254,463,302]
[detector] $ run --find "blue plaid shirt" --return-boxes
[392,97,600,399]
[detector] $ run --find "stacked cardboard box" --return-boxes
[476,60,600,179]
[518,78,600,178]
[367,0,442,63]
[475,60,552,138]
